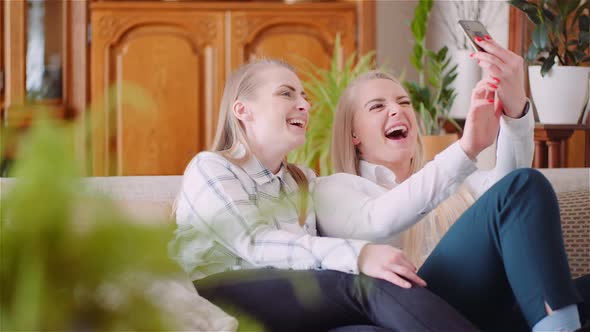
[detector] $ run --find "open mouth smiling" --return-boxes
[384,124,408,140]
[287,118,306,129]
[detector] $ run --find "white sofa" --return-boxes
[1,168,588,330]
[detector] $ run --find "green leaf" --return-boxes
[557,0,577,16]
[437,46,448,60]
[410,54,422,71]
[580,15,590,35]
[523,3,544,24]
[572,5,588,29]
[414,44,424,63]
[527,42,539,61]
[532,24,549,49]
[508,0,530,10]
[541,48,557,76]
[565,0,580,15]
[542,7,556,23]
[412,8,427,41]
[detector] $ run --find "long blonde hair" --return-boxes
[332,71,425,175]
[210,59,309,226]
[331,70,474,266]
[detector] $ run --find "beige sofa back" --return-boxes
[3,169,587,214]
[1,168,588,277]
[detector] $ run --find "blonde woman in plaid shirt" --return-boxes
[170,60,478,331]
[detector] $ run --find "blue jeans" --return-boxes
[418,168,585,331]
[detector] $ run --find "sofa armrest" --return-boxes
[557,190,590,279]
[538,168,590,194]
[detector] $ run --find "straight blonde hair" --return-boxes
[332,71,426,175]
[331,70,474,266]
[210,59,309,226]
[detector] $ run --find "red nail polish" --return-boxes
[488,98,495,103]
[475,36,483,42]
[489,83,498,89]
[492,77,501,83]
[484,35,492,40]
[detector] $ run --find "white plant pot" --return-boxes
[528,65,590,124]
[449,49,481,119]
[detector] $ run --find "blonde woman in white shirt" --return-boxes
[170,59,478,332]
[315,37,588,331]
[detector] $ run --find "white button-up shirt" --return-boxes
[314,110,534,246]
[171,149,368,281]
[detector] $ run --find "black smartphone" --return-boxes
[458,20,490,52]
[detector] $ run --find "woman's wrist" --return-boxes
[459,138,478,161]
[504,97,528,119]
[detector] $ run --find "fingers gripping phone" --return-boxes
[458,20,490,52]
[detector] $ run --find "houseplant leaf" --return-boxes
[289,35,376,175]
[532,24,549,49]
[541,47,558,76]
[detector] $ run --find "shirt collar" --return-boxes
[231,144,286,186]
[358,159,398,189]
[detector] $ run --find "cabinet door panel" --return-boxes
[91,11,224,175]
[230,10,356,77]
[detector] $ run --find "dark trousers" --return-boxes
[196,269,478,332]
[418,168,587,331]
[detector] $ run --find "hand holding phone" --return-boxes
[458,20,490,52]
[457,20,528,119]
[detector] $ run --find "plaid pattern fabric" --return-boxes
[170,151,368,281]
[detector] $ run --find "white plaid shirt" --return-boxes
[170,149,368,280]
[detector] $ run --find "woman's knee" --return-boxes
[505,168,555,197]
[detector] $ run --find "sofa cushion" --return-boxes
[147,276,238,331]
[539,168,590,193]
[115,199,174,225]
[558,190,590,279]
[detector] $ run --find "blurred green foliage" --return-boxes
[288,35,376,175]
[0,112,179,329]
[404,0,459,136]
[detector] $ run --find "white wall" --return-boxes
[426,1,509,52]
[376,0,510,169]
[376,0,419,82]
[376,0,509,80]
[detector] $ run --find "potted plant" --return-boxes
[404,0,460,161]
[509,0,590,124]
[288,35,376,175]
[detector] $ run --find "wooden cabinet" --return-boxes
[1,1,373,177]
[229,9,356,75]
[90,1,364,176]
[1,0,87,176]
[90,8,225,176]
